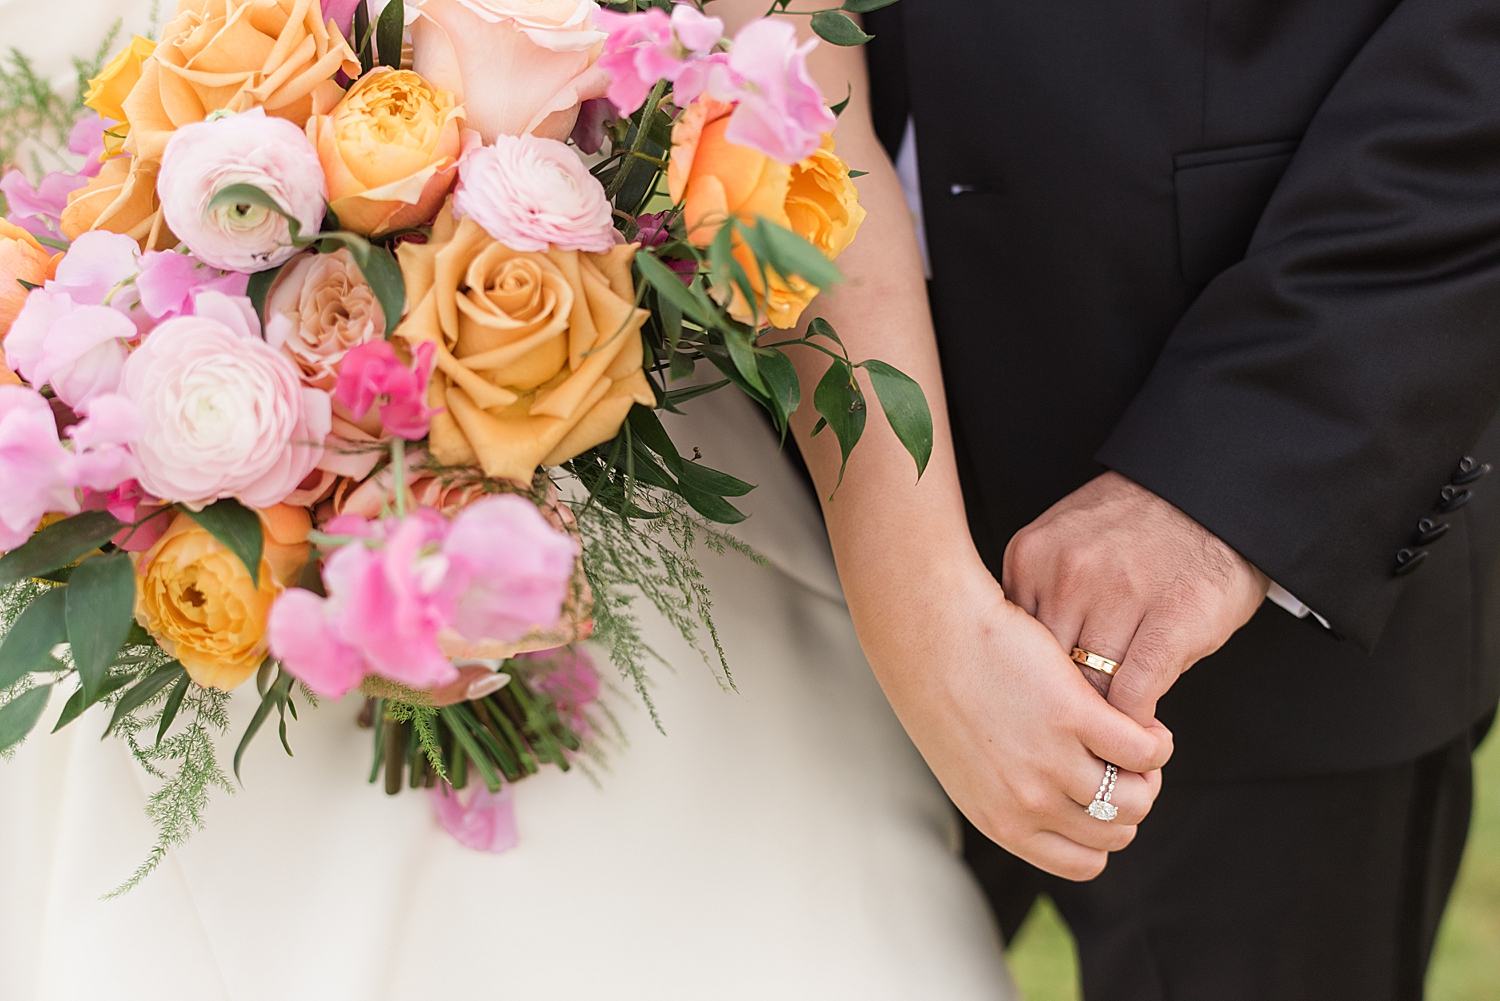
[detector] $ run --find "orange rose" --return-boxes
[0,220,55,339]
[394,205,654,483]
[83,35,158,158]
[60,154,174,248]
[134,505,311,690]
[668,97,866,329]
[309,68,476,237]
[122,0,360,164]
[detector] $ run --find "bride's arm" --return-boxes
[701,0,1172,879]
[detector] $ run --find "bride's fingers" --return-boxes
[1059,757,1155,826]
[1047,799,1139,853]
[1017,829,1113,882]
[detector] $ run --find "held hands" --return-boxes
[1003,471,1270,726]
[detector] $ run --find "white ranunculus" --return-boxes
[452,135,616,253]
[158,109,327,273]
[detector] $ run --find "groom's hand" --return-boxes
[1003,471,1269,726]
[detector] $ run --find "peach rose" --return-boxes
[60,154,174,249]
[310,67,477,237]
[263,248,389,480]
[134,504,311,690]
[409,0,609,142]
[668,97,865,328]
[394,205,654,482]
[122,0,360,164]
[0,220,56,339]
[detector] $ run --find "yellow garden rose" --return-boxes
[309,68,473,237]
[1,219,55,339]
[122,0,360,164]
[669,97,866,329]
[83,35,157,158]
[135,505,311,690]
[395,205,654,483]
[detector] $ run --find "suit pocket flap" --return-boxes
[1175,140,1298,287]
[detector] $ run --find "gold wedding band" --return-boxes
[1071,647,1120,676]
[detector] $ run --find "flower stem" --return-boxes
[390,437,409,518]
[605,79,669,202]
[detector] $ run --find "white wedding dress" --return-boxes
[0,6,1018,998]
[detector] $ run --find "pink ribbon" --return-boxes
[428,783,519,854]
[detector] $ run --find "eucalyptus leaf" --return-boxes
[246,261,287,327]
[105,662,188,738]
[812,360,867,490]
[0,685,51,752]
[181,498,263,587]
[677,484,747,525]
[66,553,138,703]
[234,667,290,782]
[0,586,68,690]
[0,510,123,587]
[860,359,934,478]
[756,349,802,435]
[725,328,768,396]
[811,9,874,46]
[663,378,729,410]
[376,0,404,69]
[207,183,306,241]
[842,0,899,12]
[830,85,852,118]
[806,316,845,349]
[674,460,755,498]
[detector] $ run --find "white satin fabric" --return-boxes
[0,382,1016,999]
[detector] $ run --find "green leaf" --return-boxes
[830,85,852,118]
[104,661,188,738]
[0,685,51,752]
[843,0,899,11]
[0,510,124,587]
[756,349,802,435]
[0,586,68,690]
[207,183,304,241]
[321,233,405,336]
[675,460,755,498]
[663,378,729,410]
[805,316,845,350]
[156,672,191,746]
[699,343,771,409]
[752,217,844,291]
[725,328,768,396]
[354,0,374,74]
[246,261,287,327]
[377,0,404,69]
[859,359,934,478]
[627,404,682,462]
[811,9,874,46]
[65,553,138,703]
[658,292,684,359]
[234,666,289,782]
[847,169,869,178]
[181,498,263,587]
[677,484,747,524]
[17,277,40,292]
[812,360,867,490]
[32,235,70,251]
[637,253,713,327]
[53,672,132,733]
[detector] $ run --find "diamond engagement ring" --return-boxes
[1087,763,1119,821]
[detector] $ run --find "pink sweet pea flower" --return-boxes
[522,644,601,736]
[136,251,250,323]
[429,783,520,853]
[271,496,579,699]
[0,115,108,239]
[333,339,440,441]
[596,3,725,115]
[322,0,365,40]
[712,18,835,165]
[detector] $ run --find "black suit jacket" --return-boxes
[865,0,1500,779]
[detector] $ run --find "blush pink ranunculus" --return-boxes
[119,292,332,509]
[409,0,609,142]
[333,339,440,441]
[451,134,615,252]
[158,108,328,273]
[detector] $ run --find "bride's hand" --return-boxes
[859,559,1171,880]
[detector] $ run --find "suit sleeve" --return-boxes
[1097,0,1500,649]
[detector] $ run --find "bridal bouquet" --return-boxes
[0,0,924,889]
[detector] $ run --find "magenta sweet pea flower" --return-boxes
[333,339,441,440]
[444,494,581,645]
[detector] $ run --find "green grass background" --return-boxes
[1007,726,1500,1001]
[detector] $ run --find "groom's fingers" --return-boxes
[1110,609,1195,724]
[1073,606,1143,697]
